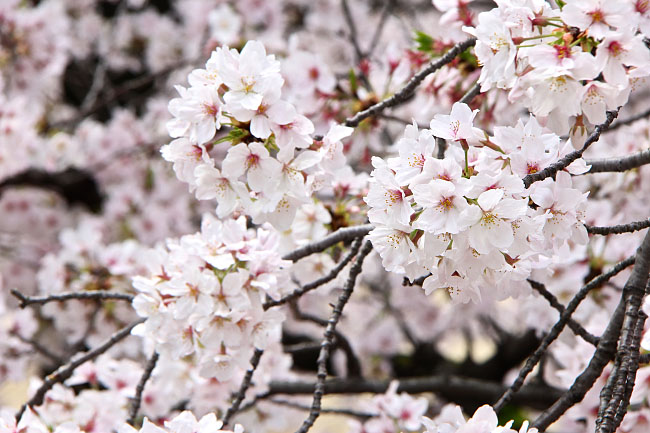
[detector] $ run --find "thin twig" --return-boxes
[528,279,600,346]
[366,0,393,57]
[523,109,620,188]
[222,348,265,427]
[344,38,477,127]
[127,351,159,425]
[11,289,133,308]
[16,319,143,419]
[341,0,364,63]
[11,332,65,364]
[265,238,363,310]
[282,225,373,262]
[295,240,373,433]
[493,255,635,412]
[607,106,650,132]
[586,218,650,235]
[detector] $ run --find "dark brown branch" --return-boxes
[528,279,599,346]
[493,254,635,412]
[460,82,481,105]
[587,218,650,235]
[523,109,619,188]
[596,230,650,433]
[586,149,650,174]
[265,238,363,310]
[292,307,362,378]
[267,375,564,410]
[11,289,133,308]
[269,398,377,418]
[222,348,265,427]
[16,319,143,420]
[295,240,373,433]
[282,225,373,262]
[127,351,159,425]
[0,168,104,213]
[344,38,477,127]
[533,299,626,431]
[607,106,650,132]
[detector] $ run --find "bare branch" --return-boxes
[269,398,378,419]
[596,230,650,433]
[11,289,133,308]
[533,299,626,431]
[587,218,650,235]
[127,351,159,426]
[493,254,635,412]
[265,238,363,310]
[344,38,477,127]
[295,240,373,433]
[11,332,65,364]
[607,106,650,132]
[222,348,265,427]
[266,375,564,410]
[366,0,393,58]
[292,307,362,378]
[16,319,143,420]
[282,225,373,262]
[522,109,620,188]
[341,0,364,63]
[528,279,600,346]
[459,82,481,105]
[586,149,650,174]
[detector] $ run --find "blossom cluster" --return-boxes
[367,102,589,302]
[132,214,289,380]
[163,40,357,231]
[468,0,650,136]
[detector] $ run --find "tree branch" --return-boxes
[295,240,373,433]
[586,218,650,235]
[344,38,477,127]
[11,289,133,308]
[528,279,600,346]
[533,298,626,431]
[523,109,619,188]
[127,351,159,426]
[596,230,650,433]
[266,375,564,410]
[586,149,650,174]
[222,348,265,427]
[16,318,143,420]
[493,254,635,412]
[606,106,650,132]
[265,238,363,310]
[282,225,373,262]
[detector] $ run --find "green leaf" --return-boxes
[348,68,358,94]
[414,30,434,53]
[213,126,249,145]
